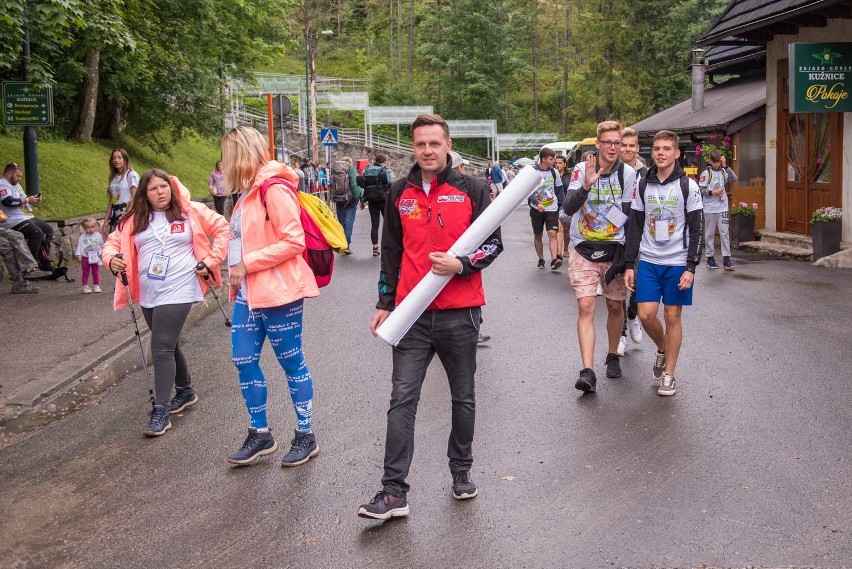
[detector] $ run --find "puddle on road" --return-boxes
[730,273,765,281]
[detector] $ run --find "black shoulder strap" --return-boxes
[617,163,624,193]
[680,176,690,216]
[638,175,647,203]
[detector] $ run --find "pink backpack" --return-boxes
[259,177,333,288]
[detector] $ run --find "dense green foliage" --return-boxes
[1,0,729,152]
[1,0,295,148]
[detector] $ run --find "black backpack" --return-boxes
[32,239,73,282]
[362,165,390,203]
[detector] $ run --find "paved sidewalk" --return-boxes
[0,264,132,406]
[0,261,222,421]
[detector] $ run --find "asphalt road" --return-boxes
[2,206,851,569]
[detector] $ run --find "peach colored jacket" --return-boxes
[230,161,319,309]
[102,176,231,311]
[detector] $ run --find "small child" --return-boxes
[75,217,105,293]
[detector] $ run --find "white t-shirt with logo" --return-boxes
[566,161,637,247]
[698,167,735,214]
[109,170,140,205]
[134,212,203,308]
[632,175,703,266]
[74,232,105,263]
[0,179,34,228]
[530,167,562,212]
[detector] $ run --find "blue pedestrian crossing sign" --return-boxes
[320,128,338,147]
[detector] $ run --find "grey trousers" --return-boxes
[141,303,193,406]
[705,211,731,257]
[0,227,39,284]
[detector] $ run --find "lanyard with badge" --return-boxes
[85,236,100,265]
[599,174,628,229]
[147,217,171,280]
[228,199,243,268]
[651,182,676,242]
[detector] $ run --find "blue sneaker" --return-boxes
[142,404,171,437]
[227,428,278,465]
[281,430,319,467]
[706,256,720,270]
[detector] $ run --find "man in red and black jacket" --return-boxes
[358,114,502,521]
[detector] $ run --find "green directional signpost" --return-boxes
[3,82,54,126]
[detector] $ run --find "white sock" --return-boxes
[256,427,270,433]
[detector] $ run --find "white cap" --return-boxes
[449,151,464,169]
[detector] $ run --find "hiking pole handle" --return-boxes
[115,253,129,286]
[195,262,209,280]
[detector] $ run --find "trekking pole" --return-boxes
[115,253,154,401]
[196,262,231,327]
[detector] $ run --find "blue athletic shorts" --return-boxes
[634,260,693,306]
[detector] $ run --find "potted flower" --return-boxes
[729,201,758,248]
[810,206,842,260]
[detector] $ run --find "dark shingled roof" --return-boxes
[699,0,848,45]
[703,43,766,73]
[630,78,765,139]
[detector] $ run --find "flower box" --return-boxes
[730,214,755,248]
[812,220,841,260]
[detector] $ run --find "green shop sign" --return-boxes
[2,81,54,126]
[788,43,852,113]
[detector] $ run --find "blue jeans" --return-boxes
[335,201,358,246]
[381,307,481,496]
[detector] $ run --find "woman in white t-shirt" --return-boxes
[103,169,230,437]
[104,148,140,235]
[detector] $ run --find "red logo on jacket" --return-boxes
[170,223,185,234]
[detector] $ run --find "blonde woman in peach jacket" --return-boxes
[221,126,321,467]
[103,169,230,437]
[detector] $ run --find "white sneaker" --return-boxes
[596,283,603,296]
[617,335,627,356]
[627,317,643,343]
[658,373,677,396]
[92,285,102,293]
[82,285,92,294]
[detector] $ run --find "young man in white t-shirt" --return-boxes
[563,121,637,392]
[698,150,738,270]
[624,130,704,396]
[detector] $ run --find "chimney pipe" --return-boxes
[692,48,706,112]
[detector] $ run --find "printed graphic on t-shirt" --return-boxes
[170,222,186,234]
[647,205,677,239]
[577,177,622,241]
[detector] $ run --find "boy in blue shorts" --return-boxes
[624,130,704,396]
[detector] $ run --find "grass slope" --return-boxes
[0,134,220,220]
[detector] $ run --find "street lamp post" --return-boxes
[305,29,334,165]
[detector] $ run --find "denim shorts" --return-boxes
[634,260,693,306]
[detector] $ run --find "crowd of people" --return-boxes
[3,112,739,522]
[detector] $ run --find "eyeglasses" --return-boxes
[597,139,623,149]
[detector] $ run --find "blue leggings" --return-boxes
[231,294,314,432]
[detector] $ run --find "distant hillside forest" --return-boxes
[1,0,728,151]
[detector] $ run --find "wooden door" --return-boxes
[778,61,843,234]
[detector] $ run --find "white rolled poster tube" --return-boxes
[377,165,544,346]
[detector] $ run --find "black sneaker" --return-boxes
[452,471,478,500]
[575,368,597,393]
[357,491,409,520]
[551,258,562,271]
[723,256,735,270]
[168,387,198,414]
[706,256,719,270]
[142,404,171,437]
[605,353,622,378]
[537,258,545,269]
[281,430,319,467]
[226,428,278,465]
[653,351,667,381]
